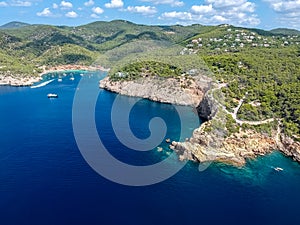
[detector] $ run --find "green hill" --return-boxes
[0,20,209,77]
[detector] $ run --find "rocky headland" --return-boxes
[171,121,300,166]
[100,74,300,167]
[100,75,211,107]
[171,121,278,166]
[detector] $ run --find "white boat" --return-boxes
[58,78,62,82]
[47,93,58,98]
[274,167,284,172]
[70,77,75,81]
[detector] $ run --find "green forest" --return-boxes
[201,47,300,137]
[110,61,183,81]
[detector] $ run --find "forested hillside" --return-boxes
[0,20,299,139]
[0,20,205,77]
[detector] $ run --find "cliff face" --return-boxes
[280,135,300,162]
[100,75,211,107]
[197,94,218,120]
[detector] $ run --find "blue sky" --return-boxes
[0,0,299,30]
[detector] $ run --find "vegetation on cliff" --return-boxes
[200,47,300,137]
[110,61,183,81]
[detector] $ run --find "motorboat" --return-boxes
[274,167,284,172]
[47,93,58,98]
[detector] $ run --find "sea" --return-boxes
[0,71,299,225]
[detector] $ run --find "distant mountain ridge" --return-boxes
[0,21,30,29]
[270,28,300,36]
[0,19,299,79]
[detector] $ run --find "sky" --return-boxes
[0,0,299,30]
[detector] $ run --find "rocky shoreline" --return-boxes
[0,64,109,87]
[171,122,300,167]
[0,75,42,87]
[40,64,109,76]
[171,121,278,166]
[100,75,300,167]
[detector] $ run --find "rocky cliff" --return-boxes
[196,93,219,120]
[280,135,300,162]
[100,75,211,107]
[171,121,278,166]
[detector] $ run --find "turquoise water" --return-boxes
[0,71,299,225]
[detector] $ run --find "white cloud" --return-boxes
[0,1,8,7]
[161,0,260,26]
[141,0,184,7]
[264,0,300,29]
[236,1,255,13]
[90,13,99,18]
[37,8,53,17]
[92,6,104,14]
[206,0,246,8]
[211,15,227,22]
[265,0,300,13]
[11,0,32,7]
[53,3,58,9]
[65,11,78,18]
[126,5,157,15]
[84,0,94,7]
[60,1,73,8]
[161,11,192,20]
[105,0,124,8]
[191,4,214,14]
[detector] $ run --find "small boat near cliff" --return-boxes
[47,93,58,98]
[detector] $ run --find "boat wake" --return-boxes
[30,79,55,89]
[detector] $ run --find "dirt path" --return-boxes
[210,84,275,126]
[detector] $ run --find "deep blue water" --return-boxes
[0,71,300,225]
